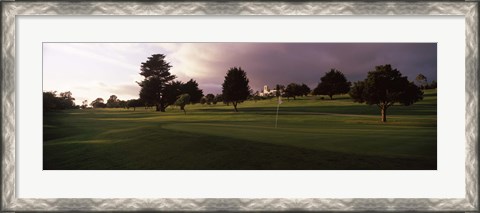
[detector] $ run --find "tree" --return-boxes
[429,80,437,89]
[299,83,311,96]
[163,81,183,107]
[200,97,207,105]
[252,91,261,102]
[118,100,127,108]
[415,74,428,89]
[284,83,302,100]
[222,67,251,112]
[181,79,203,103]
[160,80,204,107]
[58,91,76,109]
[43,91,79,111]
[106,95,119,108]
[91,98,106,108]
[313,69,351,99]
[81,100,88,109]
[349,64,423,122]
[43,91,58,111]
[205,94,215,105]
[214,94,223,105]
[174,94,191,115]
[275,84,285,97]
[127,99,142,111]
[137,54,176,112]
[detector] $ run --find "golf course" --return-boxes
[43,89,437,170]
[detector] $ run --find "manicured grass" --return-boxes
[43,90,437,170]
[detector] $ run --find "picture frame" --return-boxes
[1,1,478,211]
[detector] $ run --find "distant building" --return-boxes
[259,85,277,97]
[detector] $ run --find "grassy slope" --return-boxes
[43,90,437,170]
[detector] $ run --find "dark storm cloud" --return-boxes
[184,43,437,94]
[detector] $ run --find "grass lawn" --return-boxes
[43,89,437,170]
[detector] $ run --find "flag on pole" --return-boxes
[275,96,282,128]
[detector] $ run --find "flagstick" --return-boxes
[275,103,280,128]
[275,95,281,128]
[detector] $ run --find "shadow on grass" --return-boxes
[44,127,437,170]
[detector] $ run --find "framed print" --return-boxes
[1,1,478,212]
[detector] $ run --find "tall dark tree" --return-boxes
[138,54,176,112]
[349,64,423,122]
[313,69,351,99]
[222,67,251,112]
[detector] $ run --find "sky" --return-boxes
[43,43,437,105]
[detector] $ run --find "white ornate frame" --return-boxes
[1,1,478,212]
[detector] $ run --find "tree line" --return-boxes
[43,91,77,111]
[44,53,435,122]
[220,65,430,122]
[134,54,430,122]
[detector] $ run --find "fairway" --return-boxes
[43,90,437,170]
